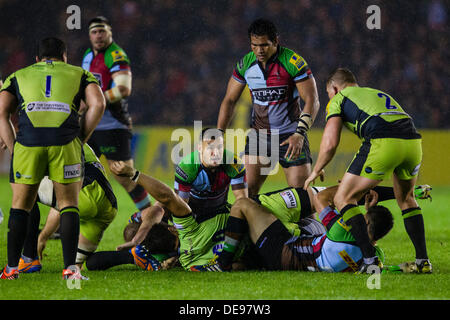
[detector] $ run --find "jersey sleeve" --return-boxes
[174,153,200,198]
[318,206,340,230]
[105,45,131,73]
[0,73,17,97]
[325,92,345,121]
[223,150,246,187]
[281,48,313,82]
[232,52,255,84]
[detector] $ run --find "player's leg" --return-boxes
[53,181,82,270]
[282,163,311,189]
[392,137,431,272]
[18,202,42,273]
[217,198,277,269]
[333,172,381,265]
[280,132,313,188]
[242,155,271,197]
[2,183,40,278]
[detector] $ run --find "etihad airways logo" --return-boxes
[251,86,287,102]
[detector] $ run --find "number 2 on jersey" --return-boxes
[377,92,397,110]
[45,75,52,98]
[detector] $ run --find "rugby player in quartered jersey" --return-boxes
[304,67,432,274]
[82,16,152,222]
[217,18,320,197]
[0,37,105,280]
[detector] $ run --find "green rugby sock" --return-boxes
[218,216,248,268]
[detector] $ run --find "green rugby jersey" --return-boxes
[325,86,421,140]
[1,60,98,146]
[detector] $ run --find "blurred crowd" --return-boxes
[0,0,448,128]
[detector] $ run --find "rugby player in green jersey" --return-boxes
[0,38,105,280]
[217,18,320,197]
[14,144,118,276]
[304,68,432,274]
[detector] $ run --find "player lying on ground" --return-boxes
[200,188,393,272]
[16,144,117,277]
[196,183,432,272]
[85,176,431,272]
[86,128,250,271]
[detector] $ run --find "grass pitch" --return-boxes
[0,175,449,301]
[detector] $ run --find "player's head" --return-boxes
[37,37,67,62]
[142,222,179,254]
[88,16,113,51]
[123,222,140,242]
[365,205,394,243]
[198,127,224,168]
[326,68,358,99]
[248,18,279,63]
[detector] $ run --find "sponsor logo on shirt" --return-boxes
[252,86,287,102]
[64,164,81,179]
[26,101,70,114]
[289,53,305,71]
[280,190,297,209]
[176,166,189,181]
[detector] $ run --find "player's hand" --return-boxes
[303,169,325,189]
[37,237,47,262]
[280,132,304,162]
[161,256,178,270]
[356,257,383,274]
[364,190,379,211]
[110,160,136,178]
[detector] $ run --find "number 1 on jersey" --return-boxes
[45,75,52,98]
[377,92,397,110]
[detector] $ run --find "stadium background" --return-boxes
[0,0,449,187]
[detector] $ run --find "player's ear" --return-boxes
[333,85,339,95]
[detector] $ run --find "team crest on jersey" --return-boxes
[289,53,305,71]
[111,50,126,62]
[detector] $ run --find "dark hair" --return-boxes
[123,222,140,242]
[366,205,394,242]
[199,127,223,142]
[248,18,278,42]
[326,67,357,86]
[88,16,111,28]
[142,222,178,254]
[37,37,66,60]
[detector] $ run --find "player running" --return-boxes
[217,18,320,197]
[304,68,432,274]
[0,37,105,280]
[82,16,153,218]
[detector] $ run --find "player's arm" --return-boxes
[281,77,320,160]
[37,208,60,261]
[80,82,106,143]
[104,70,132,103]
[304,116,343,188]
[110,161,192,217]
[217,77,246,130]
[116,203,165,251]
[0,90,17,153]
